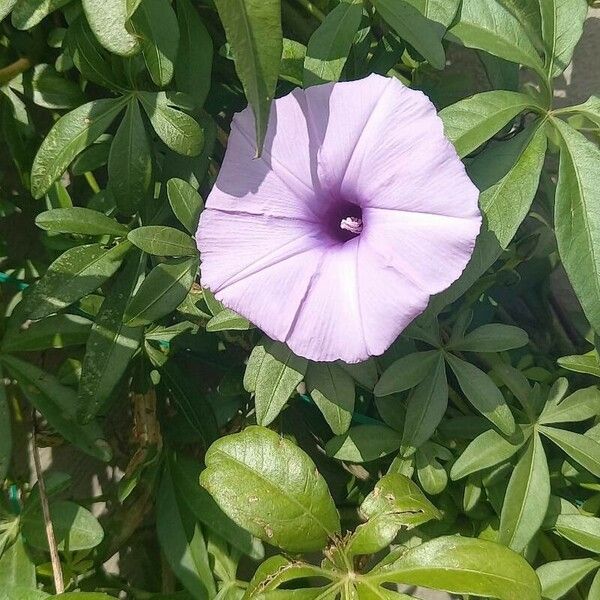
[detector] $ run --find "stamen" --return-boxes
[340,216,363,235]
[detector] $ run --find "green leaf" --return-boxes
[82,0,139,55]
[214,0,282,154]
[552,118,600,336]
[0,588,48,600]
[540,386,600,425]
[18,64,84,109]
[305,362,354,435]
[157,464,216,598]
[371,0,445,69]
[22,500,104,551]
[403,0,460,28]
[478,122,548,248]
[450,427,528,480]
[540,425,600,477]
[124,256,198,326]
[175,0,213,107]
[499,433,550,552]
[11,0,70,29]
[167,178,204,234]
[139,92,203,156]
[0,536,35,589]
[558,350,600,378]
[0,365,11,482]
[2,314,91,352]
[280,38,307,85]
[555,514,600,552]
[128,226,196,257]
[374,350,439,396]
[168,453,263,559]
[451,324,528,352]
[20,242,131,320]
[445,353,515,435]
[0,354,112,462]
[449,0,544,75]
[31,97,127,198]
[325,424,401,463]
[73,143,111,177]
[51,594,115,599]
[589,570,600,600]
[537,558,600,600]
[540,0,588,78]
[415,442,451,495]
[130,0,179,86]
[369,536,541,600]
[108,99,153,215]
[402,353,448,449]
[303,0,363,87]
[562,96,600,130]
[201,426,341,552]
[0,0,17,21]
[439,91,536,158]
[254,341,307,426]
[78,253,145,422]
[35,207,128,236]
[206,309,252,332]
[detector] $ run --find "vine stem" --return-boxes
[0,57,33,86]
[295,0,326,22]
[32,413,65,594]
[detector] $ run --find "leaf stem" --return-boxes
[84,171,101,194]
[0,57,34,86]
[32,413,65,594]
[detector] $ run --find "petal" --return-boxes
[361,209,481,295]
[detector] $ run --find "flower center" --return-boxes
[322,199,363,243]
[340,216,363,235]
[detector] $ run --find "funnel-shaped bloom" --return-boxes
[197,74,480,363]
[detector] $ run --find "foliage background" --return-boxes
[1,0,600,599]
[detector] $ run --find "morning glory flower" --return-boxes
[196,74,481,363]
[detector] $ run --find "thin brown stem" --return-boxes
[0,57,34,86]
[32,414,64,594]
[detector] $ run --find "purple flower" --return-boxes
[196,74,481,363]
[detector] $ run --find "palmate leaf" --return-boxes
[201,426,341,552]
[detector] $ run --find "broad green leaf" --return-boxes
[17,64,84,109]
[449,0,544,75]
[2,314,91,352]
[124,256,198,326]
[478,122,548,248]
[403,0,460,28]
[0,365,10,482]
[499,433,550,552]
[206,308,252,332]
[20,242,131,320]
[280,38,307,85]
[78,253,145,422]
[540,0,588,78]
[0,536,35,589]
[0,0,17,21]
[82,0,139,55]
[167,178,204,234]
[555,514,600,552]
[306,362,354,435]
[244,339,269,393]
[445,353,515,435]
[590,570,600,600]
[108,99,153,215]
[128,226,196,257]
[450,427,527,480]
[537,558,600,600]
[31,97,127,198]
[139,92,203,156]
[168,453,263,559]
[451,324,528,352]
[130,0,179,86]
[11,0,70,29]
[374,350,439,396]
[540,425,600,477]
[35,207,128,236]
[369,536,541,600]
[415,442,451,495]
[175,0,213,107]
[326,424,401,463]
[540,386,600,425]
[254,340,307,426]
[402,353,447,448]
[161,362,218,447]
[340,359,378,391]
[439,91,536,158]
[0,354,112,462]
[552,118,600,335]
[0,588,48,600]
[372,0,445,69]
[303,0,363,87]
[496,0,543,49]
[214,0,282,154]
[201,426,341,552]
[558,350,600,377]
[22,500,104,551]
[157,464,216,598]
